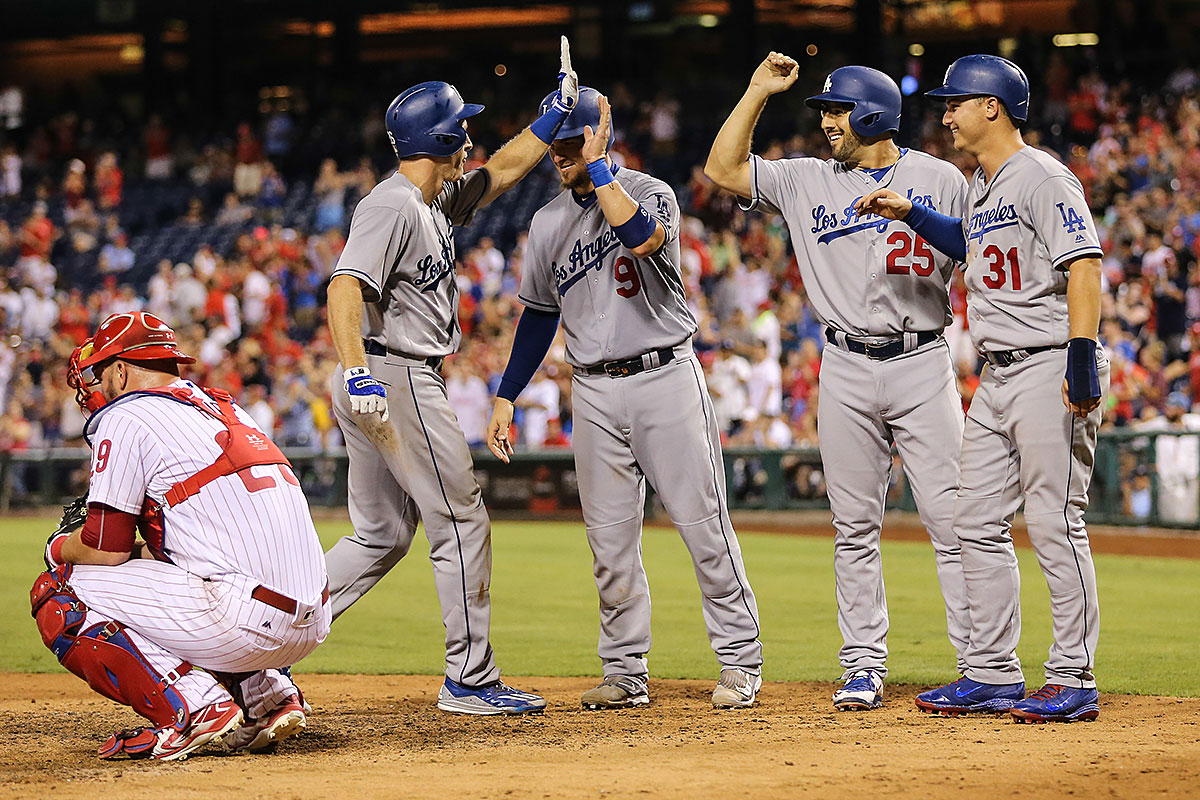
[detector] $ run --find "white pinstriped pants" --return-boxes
[68,560,330,718]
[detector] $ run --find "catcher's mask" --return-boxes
[67,312,195,413]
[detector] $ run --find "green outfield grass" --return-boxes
[2,517,1196,696]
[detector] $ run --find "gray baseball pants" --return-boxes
[325,353,499,687]
[570,347,762,679]
[955,348,1108,689]
[817,338,970,680]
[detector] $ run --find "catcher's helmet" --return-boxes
[385,81,484,160]
[925,54,1030,123]
[805,66,902,139]
[68,312,195,412]
[539,86,615,150]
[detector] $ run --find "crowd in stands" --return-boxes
[3,60,1200,517]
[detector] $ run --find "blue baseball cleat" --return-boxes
[437,678,547,715]
[1010,684,1099,723]
[915,676,1025,716]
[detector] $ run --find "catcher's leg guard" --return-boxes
[30,566,194,731]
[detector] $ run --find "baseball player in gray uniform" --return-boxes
[485,88,764,710]
[705,53,970,711]
[323,40,583,715]
[857,55,1108,723]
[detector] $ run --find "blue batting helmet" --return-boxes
[805,66,902,138]
[385,81,484,160]
[925,54,1030,123]
[539,86,615,150]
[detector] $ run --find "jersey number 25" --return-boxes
[885,231,935,277]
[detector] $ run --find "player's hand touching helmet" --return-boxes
[750,51,799,95]
[550,35,579,113]
[344,366,390,422]
[581,94,612,165]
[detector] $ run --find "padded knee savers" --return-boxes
[30,566,193,730]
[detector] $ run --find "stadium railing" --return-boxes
[1,431,1196,530]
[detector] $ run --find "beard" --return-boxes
[830,129,865,164]
[560,169,592,192]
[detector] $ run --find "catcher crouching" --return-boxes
[32,311,330,761]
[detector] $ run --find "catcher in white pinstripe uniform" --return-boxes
[32,312,330,761]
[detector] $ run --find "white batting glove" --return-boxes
[344,366,389,423]
[551,35,579,112]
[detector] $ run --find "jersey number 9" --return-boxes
[614,256,643,298]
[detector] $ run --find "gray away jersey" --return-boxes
[519,166,696,367]
[749,148,967,336]
[960,146,1102,352]
[332,169,490,358]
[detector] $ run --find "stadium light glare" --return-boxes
[1052,33,1100,47]
[908,43,924,57]
[901,75,919,96]
[806,44,818,56]
[699,14,719,27]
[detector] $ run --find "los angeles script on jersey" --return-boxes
[811,188,936,245]
[967,199,1019,242]
[553,229,621,295]
[413,242,456,292]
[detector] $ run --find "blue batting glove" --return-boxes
[344,366,389,423]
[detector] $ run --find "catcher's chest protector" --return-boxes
[141,386,297,507]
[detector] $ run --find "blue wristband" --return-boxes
[530,108,568,145]
[612,205,657,250]
[587,159,615,189]
[1065,337,1101,404]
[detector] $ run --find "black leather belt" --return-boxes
[363,339,444,370]
[825,328,938,361]
[583,347,676,377]
[982,344,1062,367]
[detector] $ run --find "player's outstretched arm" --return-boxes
[704,51,798,198]
[581,95,666,257]
[1063,256,1103,418]
[479,35,580,207]
[857,188,967,262]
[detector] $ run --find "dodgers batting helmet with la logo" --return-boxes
[925,54,1030,122]
[385,81,485,160]
[805,66,902,138]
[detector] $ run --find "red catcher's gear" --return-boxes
[68,312,196,412]
[141,385,297,507]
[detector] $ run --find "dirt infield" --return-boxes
[2,674,1196,799]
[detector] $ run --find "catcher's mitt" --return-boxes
[45,494,88,570]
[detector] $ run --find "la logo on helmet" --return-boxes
[823,75,833,93]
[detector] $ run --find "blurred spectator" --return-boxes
[0,142,20,198]
[143,114,172,179]
[243,383,276,435]
[517,368,560,449]
[98,231,135,276]
[1136,392,1200,523]
[94,151,123,212]
[215,192,254,225]
[445,357,491,449]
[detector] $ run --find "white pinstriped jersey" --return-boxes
[83,380,326,601]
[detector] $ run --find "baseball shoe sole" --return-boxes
[221,696,307,753]
[153,701,244,761]
[437,678,546,715]
[712,668,762,709]
[833,670,884,711]
[581,675,650,710]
